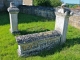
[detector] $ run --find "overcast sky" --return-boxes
[61,0,80,4]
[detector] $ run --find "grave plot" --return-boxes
[16,30,61,56]
[7,2,72,57]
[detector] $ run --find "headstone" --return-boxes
[7,2,19,33]
[55,3,73,44]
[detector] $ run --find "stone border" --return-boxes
[16,30,61,56]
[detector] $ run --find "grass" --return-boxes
[0,12,80,60]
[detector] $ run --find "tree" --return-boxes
[33,0,62,7]
[50,0,62,7]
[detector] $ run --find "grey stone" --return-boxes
[55,4,72,44]
[8,2,19,13]
[7,2,19,33]
[19,5,55,19]
[16,30,61,56]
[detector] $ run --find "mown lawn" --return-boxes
[0,12,80,60]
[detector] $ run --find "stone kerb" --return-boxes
[16,30,61,56]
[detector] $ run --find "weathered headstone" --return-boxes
[55,3,73,44]
[7,2,19,33]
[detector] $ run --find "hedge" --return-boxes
[33,0,62,7]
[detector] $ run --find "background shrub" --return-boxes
[33,0,62,7]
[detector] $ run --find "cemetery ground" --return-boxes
[0,12,80,60]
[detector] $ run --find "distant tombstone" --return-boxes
[7,2,19,34]
[23,0,33,6]
[55,3,73,44]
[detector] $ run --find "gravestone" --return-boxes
[7,2,19,33]
[15,4,73,57]
[55,3,73,44]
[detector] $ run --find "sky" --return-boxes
[61,0,80,4]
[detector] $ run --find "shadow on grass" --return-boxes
[65,38,80,48]
[20,29,50,35]
[0,12,10,25]
[18,13,54,24]
[0,12,54,25]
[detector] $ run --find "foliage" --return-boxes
[33,0,62,7]
[73,4,79,8]
[50,0,62,7]
[33,0,51,7]
[67,4,79,8]
[0,12,80,60]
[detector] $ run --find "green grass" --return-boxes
[0,12,80,60]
